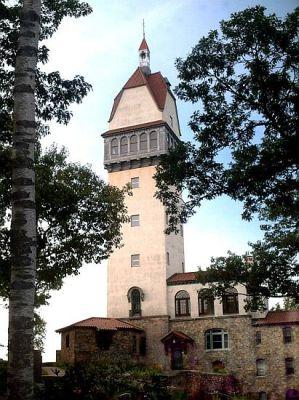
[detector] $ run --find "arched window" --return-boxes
[120,137,128,154]
[111,138,118,155]
[175,290,190,317]
[127,287,144,317]
[130,135,137,152]
[222,288,239,314]
[150,131,158,149]
[205,329,228,350]
[140,133,147,151]
[198,289,214,316]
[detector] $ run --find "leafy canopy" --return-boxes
[155,6,299,306]
[0,1,129,306]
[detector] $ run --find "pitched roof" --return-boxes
[161,330,194,343]
[108,68,169,122]
[139,38,149,51]
[167,271,208,285]
[254,310,299,326]
[56,317,143,333]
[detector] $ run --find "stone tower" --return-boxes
[103,37,185,318]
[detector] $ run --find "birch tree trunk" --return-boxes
[8,1,41,399]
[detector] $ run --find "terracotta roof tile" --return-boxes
[56,317,143,333]
[161,330,194,343]
[139,38,149,51]
[108,68,169,122]
[167,271,208,285]
[254,311,299,326]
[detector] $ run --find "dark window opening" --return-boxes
[256,331,261,345]
[65,334,70,348]
[131,289,141,316]
[259,392,267,400]
[222,288,239,314]
[175,290,190,317]
[96,331,113,350]
[150,131,158,149]
[283,327,292,343]
[131,335,137,354]
[111,138,118,155]
[198,289,214,316]
[140,337,146,356]
[285,358,294,375]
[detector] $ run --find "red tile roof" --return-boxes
[56,317,143,333]
[167,271,208,285]
[108,68,169,122]
[139,38,149,51]
[254,311,299,326]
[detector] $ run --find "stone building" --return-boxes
[56,37,299,398]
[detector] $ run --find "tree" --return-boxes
[8,1,41,399]
[155,6,299,307]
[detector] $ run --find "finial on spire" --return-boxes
[138,22,150,74]
[142,19,145,39]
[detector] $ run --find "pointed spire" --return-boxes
[138,19,150,74]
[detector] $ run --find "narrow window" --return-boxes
[131,214,140,227]
[139,337,146,356]
[166,252,170,265]
[131,254,140,267]
[182,262,184,271]
[120,136,128,154]
[175,290,190,317]
[283,327,292,343]
[222,288,239,314]
[256,359,267,376]
[140,133,147,151]
[111,138,118,155]
[165,212,169,225]
[180,225,183,236]
[65,334,70,348]
[285,358,294,375]
[150,131,158,149]
[131,335,137,353]
[131,177,139,188]
[256,331,261,345]
[259,393,267,400]
[130,135,137,152]
[131,289,141,316]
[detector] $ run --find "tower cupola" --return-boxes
[139,37,150,75]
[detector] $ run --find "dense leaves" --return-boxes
[0,1,128,308]
[155,6,299,305]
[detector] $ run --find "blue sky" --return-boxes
[0,0,297,361]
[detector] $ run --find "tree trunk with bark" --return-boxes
[8,1,41,399]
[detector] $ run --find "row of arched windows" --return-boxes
[175,288,239,317]
[111,131,158,156]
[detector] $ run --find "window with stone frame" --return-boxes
[256,358,267,376]
[111,138,118,155]
[65,334,70,348]
[96,331,113,350]
[222,288,239,314]
[150,131,158,149]
[198,289,214,316]
[175,290,190,317]
[205,329,229,351]
[140,133,147,151]
[130,134,138,152]
[283,326,292,343]
[255,331,262,345]
[285,357,294,375]
[120,136,128,154]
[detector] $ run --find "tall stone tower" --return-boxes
[103,37,185,319]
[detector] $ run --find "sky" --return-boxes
[0,0,297,361]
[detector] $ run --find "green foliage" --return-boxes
[271,297,299,311]
[155,6,299,306]
[33,313,46,353]
[35,363,171,400]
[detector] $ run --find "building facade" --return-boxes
[57,38,299,399]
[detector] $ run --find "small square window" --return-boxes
[131,214,140,227]
[131,177,139,188]
[256,359,267,376]
[131,254,140,267]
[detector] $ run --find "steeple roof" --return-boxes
[108,67,170,122]
[139,38,149,51]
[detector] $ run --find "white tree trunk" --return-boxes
[8,1,41,399]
